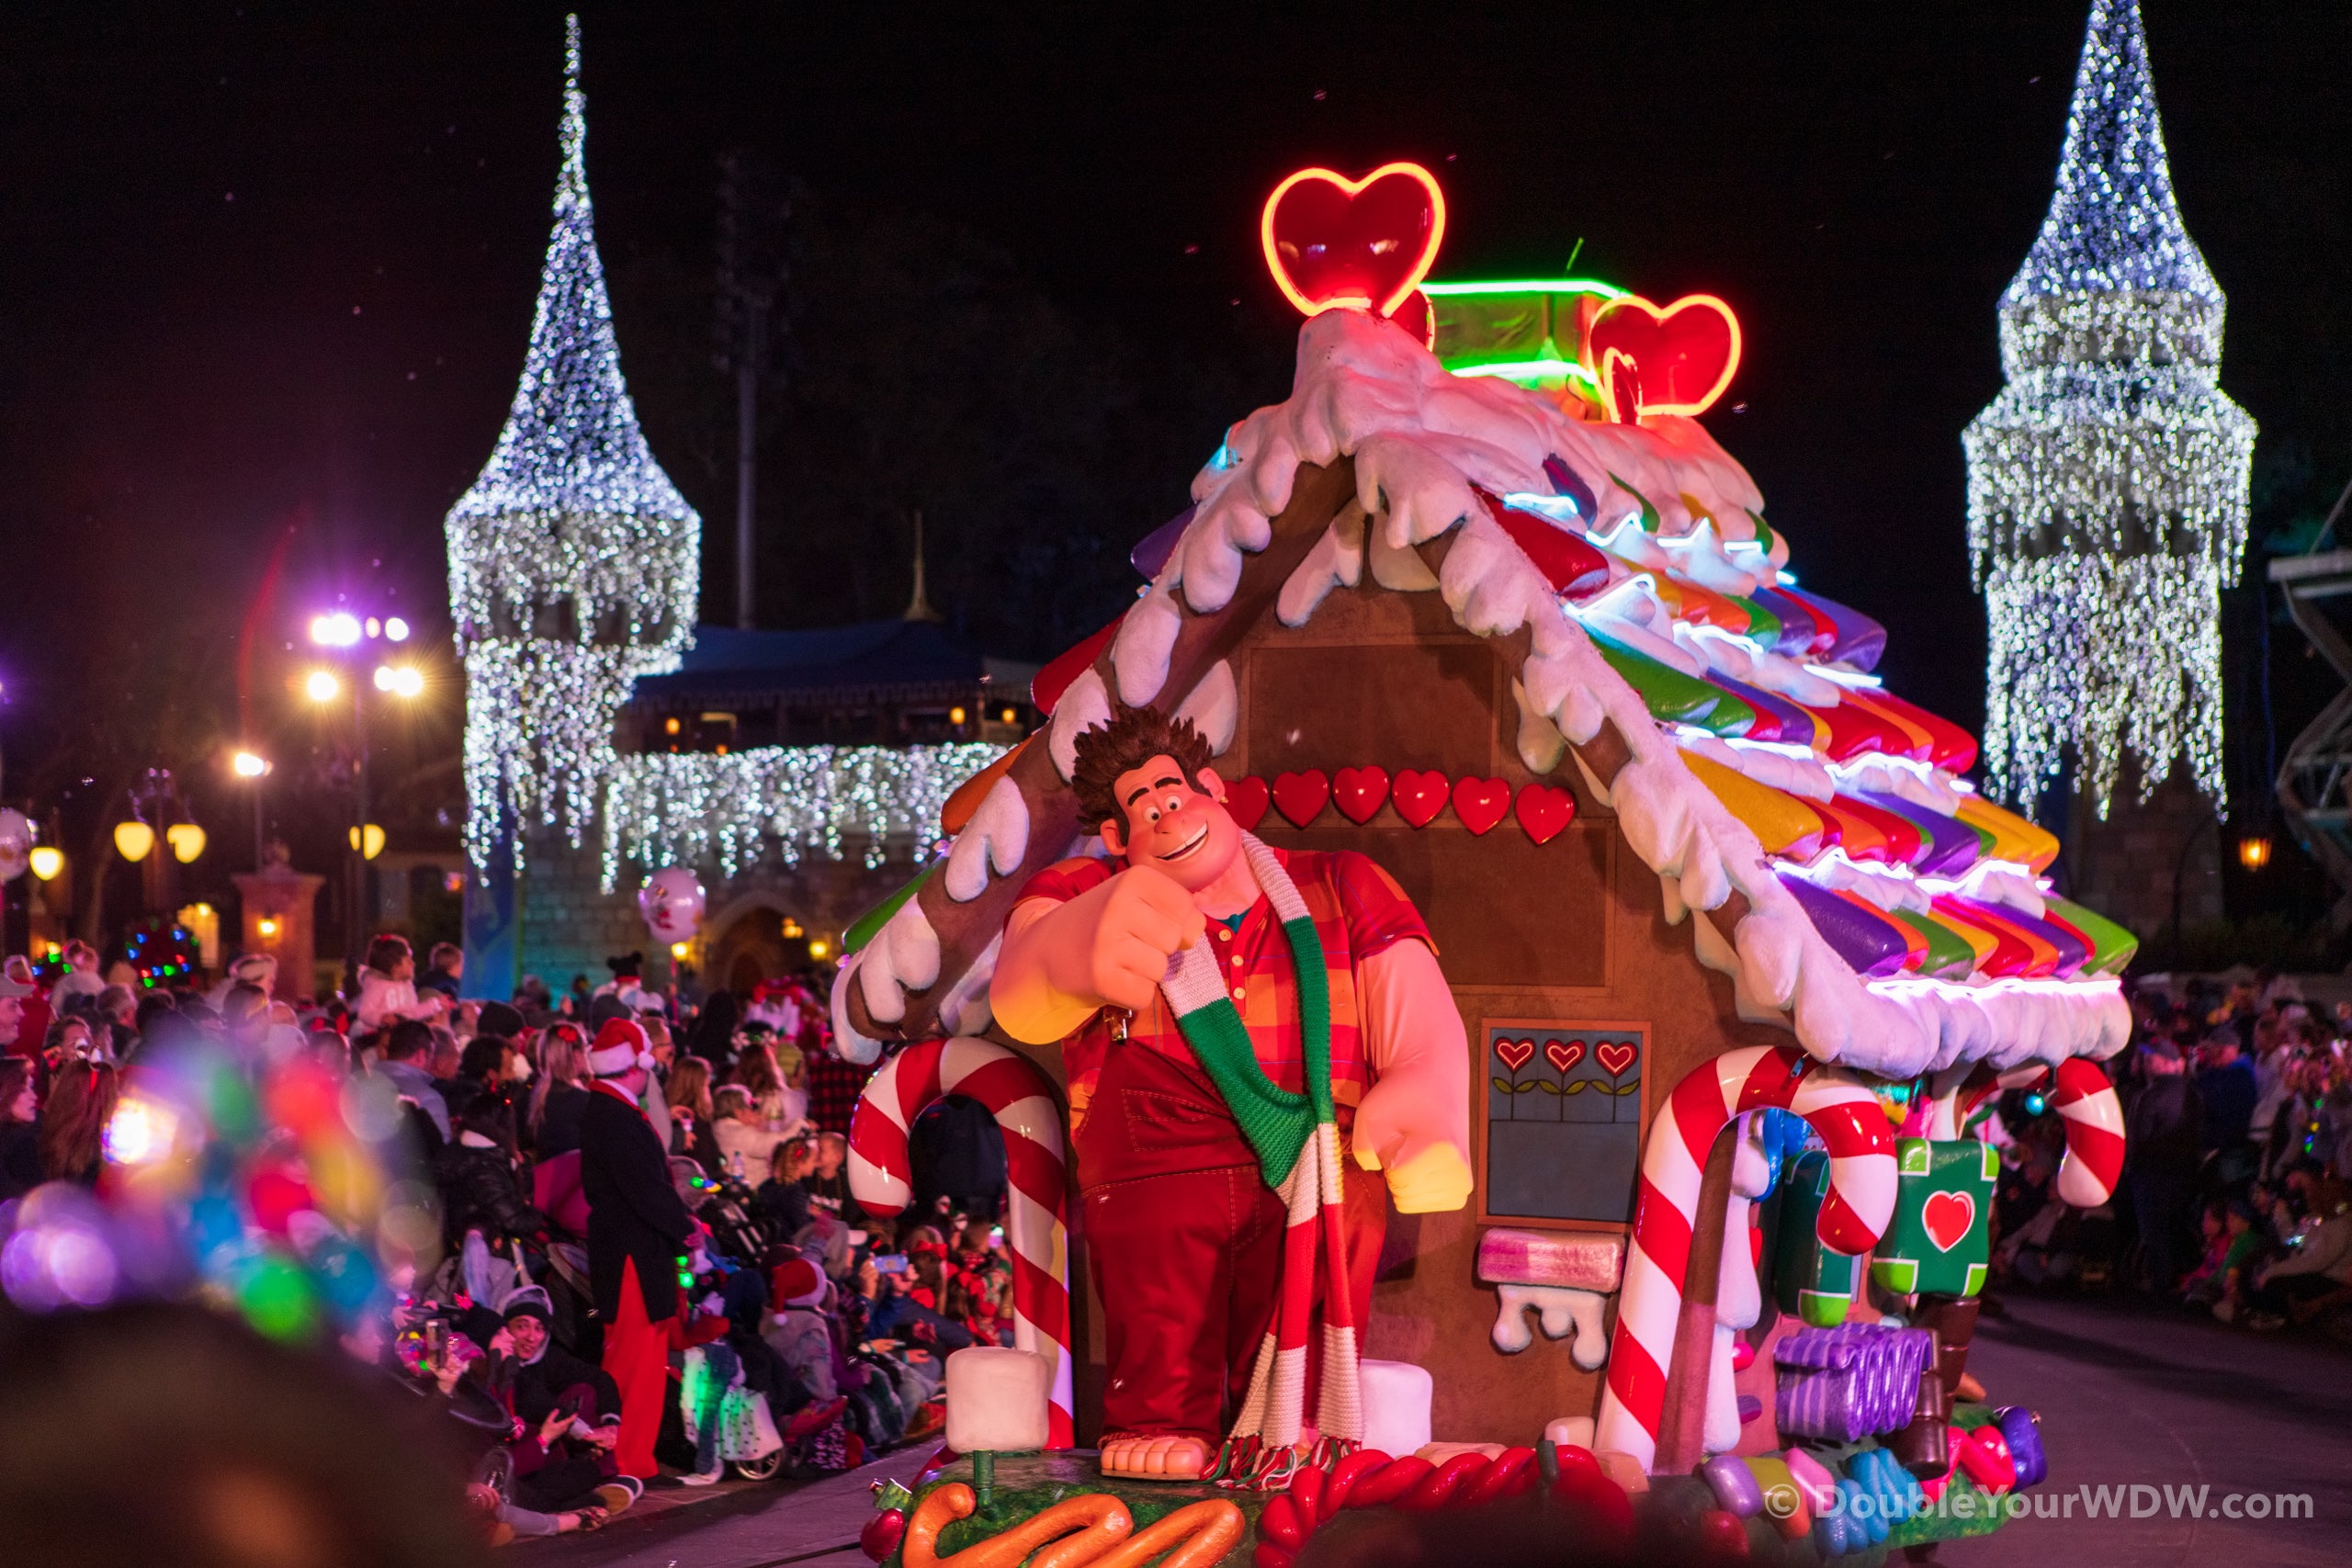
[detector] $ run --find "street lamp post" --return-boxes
[307,610,419,981]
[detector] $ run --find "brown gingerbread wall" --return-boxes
[1216,581,1788,1443]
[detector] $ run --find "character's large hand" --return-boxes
[1075,862,1207,1013]
[1351,1078,1474,1213]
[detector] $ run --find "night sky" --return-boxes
[2,2,2347,924]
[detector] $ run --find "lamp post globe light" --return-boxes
[232,750,272,872]
[306,606,425,971]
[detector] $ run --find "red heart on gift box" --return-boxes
[1495,1038,1535,1073]
[1587,293,1742,423]
[1452,776,1510,835]
[1392,769,1450,828]
[1332,765,1391,825]
[1272,770,1331,828]
[1545,1040,1585,1075]
[1223,775,1270,832]
[1596,1041,1638,1078]
[1516,783,1577,845]
[1923,1190,1976,1253]
[1261,163,1446,319]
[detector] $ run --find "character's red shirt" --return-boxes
[1011,846,1432,1136]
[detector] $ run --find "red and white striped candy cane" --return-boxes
[847,1036,1074,1448]
[1927,1058,2123,1208]
[2046,1056,2124,1208]
[1595,1045,1897,1473]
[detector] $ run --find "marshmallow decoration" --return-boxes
[1358,1359,1434,1461]
[943,1348,1053,1455]
[637,865,705,944]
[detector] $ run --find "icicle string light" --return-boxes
[447,15,701,871]
[600,744,1003,888]
[1962,0,2253,817]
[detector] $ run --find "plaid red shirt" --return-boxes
[1012,846,1432,1137]
[804,1049,875,1136]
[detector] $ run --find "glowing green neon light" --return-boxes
[1450,357,1603,389]
[1421,277,1626,299]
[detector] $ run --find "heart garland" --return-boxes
[1452,777,1510,835]
[1392,770,1450,827]
[1223,776,1270,832]
[1515,784,1576,845]
[1332,765,1391,825]
[1272,770,1331,828]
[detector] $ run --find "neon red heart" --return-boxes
[1545,1040,1585,1075]
[1261,163,1446,320]
[1452,776,1510,835]
[1223,776,1270,832]
[1596,1041,1638,1077]
[1272,770,1331,828]
[1922,1190,1976,1253]
[1392,769,1450,828]
[1494,1038,1534,1073]
[1587,293,1742,423]
[1332,765,1391,825]
[1515,783,1577,846]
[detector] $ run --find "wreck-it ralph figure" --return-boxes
[993,705,1471,1483]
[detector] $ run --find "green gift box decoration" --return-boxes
[1772,1149,1864,1327]
[1870,1138,1997,1299]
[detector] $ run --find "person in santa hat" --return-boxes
[577,1016,695,1483]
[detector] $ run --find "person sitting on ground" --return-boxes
[377,1019,453,1145]
[355,934,451,1033]
[755,1137,816,1237]
[710,1084,789,1185]
[2183,1199,2266,1321]
[0,1060,40,1200]
[484,1289,636,1520]
[38,1060,119,1187]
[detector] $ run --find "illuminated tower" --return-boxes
[1964,0,2254,842]
[448,17,700,987]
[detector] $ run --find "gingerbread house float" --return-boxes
[834,162,2131,1558]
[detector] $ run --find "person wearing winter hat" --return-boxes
[578,1016,694,1483]
[491,1288,637,1517]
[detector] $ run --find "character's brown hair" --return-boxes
[1069,705,1216,836]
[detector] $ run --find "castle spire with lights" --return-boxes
[1962,0,2255,821]
[446,14,701,873]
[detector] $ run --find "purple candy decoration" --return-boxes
[1542,453,1601,522]
[1129,504,1196,581]
[1777,872,1910,978]
[1748,584,1826,660]
[1709,671,1815,747]
[1860,792,1981,878]
[1737,1394,1763,1425]
[1775,1324,1934,1443]
[2002,906,2090,977]
[1777,585,1887,672]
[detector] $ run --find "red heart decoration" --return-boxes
[1515,783,1577,846]
[1223,776,1270,832]
[1922,1190,1976,1253]
[1545,1040,1585,1075]
[1451,776,1510,835]
[1596,1041,1638,1078]
[1494,1038,1534,1073]
[1332,765,1390,825]
[1392,769,1450,828]
[1272,770,1331,828]
[1586,293,1742,423]
[1261,163,1446,320]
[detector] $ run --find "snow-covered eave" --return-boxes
[1124,310,2124,1077]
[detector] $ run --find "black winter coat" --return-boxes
[579,1086,693,1322]
[432,1140,548,1248]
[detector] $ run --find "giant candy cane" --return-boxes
[1595,1045,1898,1473]
[848,1036,1075,1448]
[1926,1057,2125,1208]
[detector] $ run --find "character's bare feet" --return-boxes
[1099,1432,1213,1480]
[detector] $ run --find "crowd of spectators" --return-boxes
[1985,971,2352,1337]
[0,935,1020,1546]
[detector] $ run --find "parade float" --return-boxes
[829,147,2134,1565]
